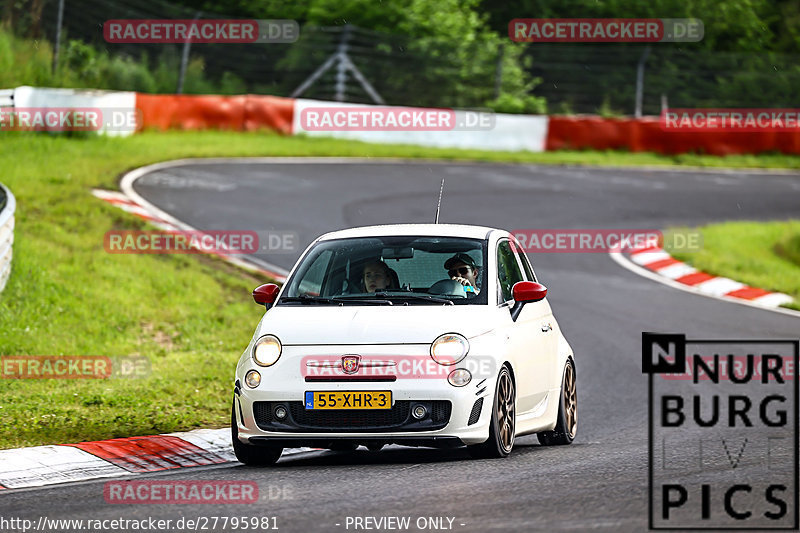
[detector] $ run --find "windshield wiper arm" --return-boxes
[330,296,392,305]
[370,292,454,305]
[280,295,334,304]
[281,295,392,306]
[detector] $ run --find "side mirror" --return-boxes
[253,284,280,307]
[512,281,547,303]
[510,281,547,322]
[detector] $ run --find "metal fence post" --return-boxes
[334,25,351,102]
[177,11,202,94]
[52,0,65,74]
[494,43,504,100]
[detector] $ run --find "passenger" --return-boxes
[444,253,480,295]
[362,260,396,292]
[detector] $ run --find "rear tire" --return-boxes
[231,399,283,465]
[468,366,515,459]
[537,359,577,446]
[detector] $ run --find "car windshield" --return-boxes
[281,235,487,305]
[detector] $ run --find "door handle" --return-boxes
[541,323,552,333]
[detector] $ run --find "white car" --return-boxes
[232,224,577,464]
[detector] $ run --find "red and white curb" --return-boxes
[92,188,287,282]
[610,244,796,315]
[0,429,319,490]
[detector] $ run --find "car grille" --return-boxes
[467,397,484,425]
[290,402,409,428]
[253,400,451,432]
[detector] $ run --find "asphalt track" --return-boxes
[2,160,800,532]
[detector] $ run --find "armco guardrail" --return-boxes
[0,182,16,294]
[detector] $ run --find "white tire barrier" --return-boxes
[0,182,15,295]
[9,86,137,137]
[293,98,549,152]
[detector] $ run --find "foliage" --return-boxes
[670,221,800,311]
[0,28,249,95]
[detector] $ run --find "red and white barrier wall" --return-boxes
[5,86,800,155]
[135,92,294,134]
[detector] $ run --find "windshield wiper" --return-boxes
[281,295,392,306]
[366,292,455,305]
[331,296,392,305]
[280,295,334,304]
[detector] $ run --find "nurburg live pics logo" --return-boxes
[642,333,799,530]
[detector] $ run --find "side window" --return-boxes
[515,248,536,282]
[296,249,333,296]
[496,240,524,303]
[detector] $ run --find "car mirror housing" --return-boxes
[510,281,547,321]
[253,284,280,307]
[512,281,547,303]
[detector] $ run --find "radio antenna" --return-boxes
[434,178,445,224]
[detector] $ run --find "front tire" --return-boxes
[468,366,515,458]
[231,399,283,465]
[537,358,577,446]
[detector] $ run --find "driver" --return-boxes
[444,253,480,295]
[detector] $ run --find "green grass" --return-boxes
[1,130,800,450]
[668,221,800,311]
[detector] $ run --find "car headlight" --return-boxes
[245,370,262,388]
[448,368,472,387]
[430,333,469,365]
[253,335,282,367]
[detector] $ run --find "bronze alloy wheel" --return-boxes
[497,370,516,453]
[468,365,516,458]
[563,361,577,439]
[536,359,577,446]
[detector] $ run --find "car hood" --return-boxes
[257,305,495,345]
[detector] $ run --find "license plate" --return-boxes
[304,391,391,410]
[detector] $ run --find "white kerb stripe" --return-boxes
[656,263,697,280]
[165,428,236,462]
[695,277,746,297]
[751,293,794,308]
[630,250,671,266]
[0,445,127,488]
[91,189,131,202]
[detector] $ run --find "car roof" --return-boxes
[316,224,502,242]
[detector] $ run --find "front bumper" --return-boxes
[252,399,452,432]
[234,377,493,447]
